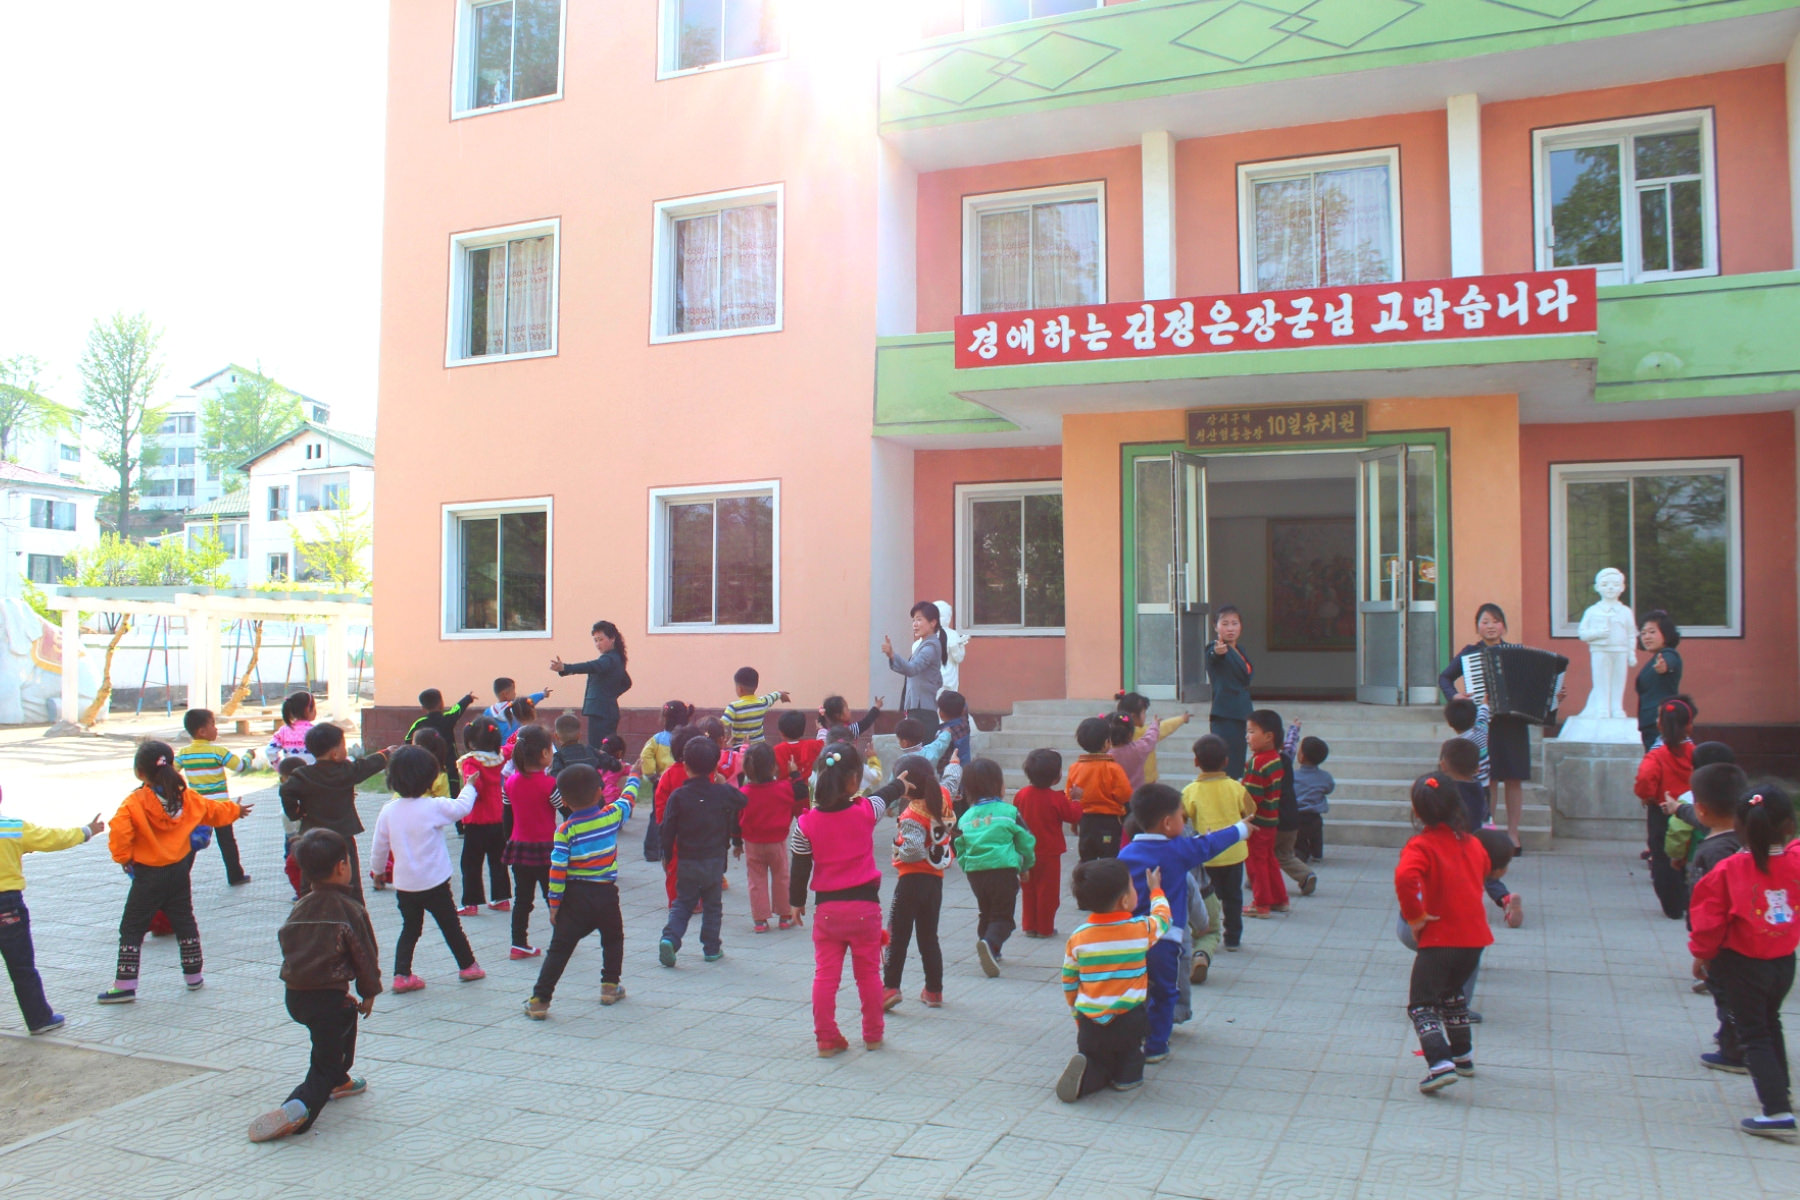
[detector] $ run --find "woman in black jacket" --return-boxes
[1635,609,1683,751]
[1439,603,1529,854]
[551,620,632,746]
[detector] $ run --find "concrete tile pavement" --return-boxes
[1,776,1796,1198]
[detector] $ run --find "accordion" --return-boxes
[1461,645,1569,725]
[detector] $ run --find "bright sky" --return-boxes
[0,2,390,432]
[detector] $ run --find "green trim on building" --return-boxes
[882,0,1793,131]
[1595,271,1800,404]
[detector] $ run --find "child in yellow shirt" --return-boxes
[1180,734,1255,964]
[2,784,106,1034]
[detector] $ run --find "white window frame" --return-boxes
[961,181,1107,316]
[1549,457,1741,638]
[954,480,1065,636]
[1236,147,1403,293]
[445,218,562,367]
[1532,110,1719,286]
[450,0,568,120]
[965,0,1102,30]
[26,554,67,585]
[647,479,781,634]
[28,497,76,531]
[267,552,291,582]
[656,0,787,81]
[267,485,289,521]
[649,185,785,344]
[441,497,555,640]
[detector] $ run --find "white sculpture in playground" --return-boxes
[1559,566,1640,743]
[0,573,97,726]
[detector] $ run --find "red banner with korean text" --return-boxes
[953,269,1597,370]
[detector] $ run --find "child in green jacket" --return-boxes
[952,759,1036,978]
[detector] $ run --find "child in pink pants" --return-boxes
[789,741,888,1056]
[738,744,804,933]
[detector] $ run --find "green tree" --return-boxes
[201,366,303,485]
[0,354,71,461]
[80,312,165,539]
[294,505,372,593]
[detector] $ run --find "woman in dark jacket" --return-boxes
[551,620,632,746]
[1634,609,1683,751]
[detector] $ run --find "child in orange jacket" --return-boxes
[1068,718,1132,863]
[100,741,251,1004]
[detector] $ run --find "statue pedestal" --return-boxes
[1544,737,1645,841]
[1555,715,1641,745]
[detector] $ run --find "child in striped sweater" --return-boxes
[1057,858,1167,1101]
[523,765,637,1019]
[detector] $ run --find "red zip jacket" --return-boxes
[1689,842,1800,960]
[1395,826,1494,949]
[1634,739,1694,808]
[1014,786,1082,858]
[457,752,506,825]
[739,779,804,843]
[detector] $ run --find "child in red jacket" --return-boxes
[1395,772,1493,1095]
[1689,784,1800,1140]
[739,743,805,932]
[1015,749,1083,938]
[1635,696,1696,920]
[456,719,511,916]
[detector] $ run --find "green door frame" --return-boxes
[1119,430,1454,697]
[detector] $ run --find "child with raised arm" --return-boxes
[408,687,478,785]
[524,765,638,1018]
[724,667,790,748]
[1015,749,1083,938]
[816,694,884,740]
[774,710,823,805]
[279,724,390,905]
[484,676,551,740]
[1,785,104,1034]
[176,707,256,886]
[1069,717,1132,862]
[266,691,316,767]
[1107,705,1191,791]
[1440,737,1523,929]
[1057,860,1167,1101]
[369,746,480,991]
[453,719,510,915]
[1113,691,1192,785]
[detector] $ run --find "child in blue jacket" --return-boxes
[1117,783,1248,1064]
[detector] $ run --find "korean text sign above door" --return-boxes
[955,269,1596,369]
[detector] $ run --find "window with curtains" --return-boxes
[1240,150,1400,292]
[26,554,68,585]
[963,183,1104,314]
[449,220,559,364]
[455,0,563,115]
[663,0,783,75]
[1535,112,1717,285]
[29,498,76,530]
[444,500,551,636]
[973,0,1100,27]
[650,482,778,631]
[652,187,783,341]
[957,483,1065,632]
[1551,459,1740,637]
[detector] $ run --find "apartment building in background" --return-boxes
[141,365,333,513]
[368,0,1800,745]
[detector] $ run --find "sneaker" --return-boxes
[1247,908,1272,919]
[817,1036,850,1058]
[1300,874,1318,897]
[1109,1079,1144,1092]
[96,989,136,1005]
[1420,1064,1459,1093]
[488,900,511,912]
[1740,1114,1799,1141]
[1466,1011,1484,1024]
[1224,941,1241,952]
[1702,1052,1750,1075]
[509,946,542,960]
[919,990,943,1008]
[1691,979,1712,995]
[778,917,796,931]
[1144,1050,1170,1065]
[329,1076,367,1099]
[455,906,478,917]
[1190,951,1211,986]
[1453,1058,1475,1077]
[186,978,206,991]
[458,964,486,982]
[28,1014,66,1035]
[599,983,626,1006]
[881,988,903,1011]
[523,997,549,1020]
[753,921,770,934]
[1503,894,1525,929]
[976,940,1000,978]
[659,939,677,968]
[704,950,725,963]
[864,1038,883,1051]
[247,1101,309,1143]
[392,974,425,993]
[230,875,252,887]
[1055,1054,1087,1103]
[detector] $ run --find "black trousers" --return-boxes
[212,823,247,883]
[1645,807,1688,920]
[0,891,54,1030]
[459,823,510,907]
[533,880,624,1001]
[586,713,619,748]
[393,881,474,976]
[1208,861,1244,948]
[1077,814,1122,862]
[511,865,552,948]
[285,987,357,1126]
[883,873,943,992]
[1211,717,1248,779]
[1075,1006,1148,1096]
[966,868,1019,954]
[1408,945,1482,1065]
[1709,949,1795,1116]
[116,854,202,985]
[1294,812,1324,861]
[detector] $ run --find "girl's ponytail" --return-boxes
[1737,783,1796,874]
[892,754,943,820]
[1657,695,1695,749]
[134,739,187,815]
[1105,711,1137,747]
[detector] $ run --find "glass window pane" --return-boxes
[1632,473,1729,628]
[1254,177,1315,290]
[970,499,1023,627]
[979,0,1031,24]
[512,0,560,101]
[977,209,1031,313]
[678,0,724,70]
[499,511,547,631]
[1135,458,1173,606]
[722,0,779,61]
[1670,178,1705,272]
[674,214,720,333]
[666,501,715,623]
[460,517,499,630]
[1406,448,1437,603]
[1031,199,1100,308]
[472,1,513,107]
[1638,185,1669,274]
[1564,480,1630,625]
[714,494,774,625]
[1550,144,1622,268]
[1315,165,1394,285]
[1022,492,1066,627]
[1035,0,1096,14]
[1634,130,1700,181]
[468,246,498,356]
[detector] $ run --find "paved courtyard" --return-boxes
[1,738,1796,1199]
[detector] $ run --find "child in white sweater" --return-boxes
[369,746,484,991]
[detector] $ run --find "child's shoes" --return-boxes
[523,997,550,1020]
[1419,1063,1459,1093]
[659,939,677,968]
[248,1100,309,1143]
[753,920,770,934]
[1190,951,1211,985]
[816,1036,850,1058]
[919,989,943,1008]
[1055,1054,1086,1103]
[96,988,136,1004]
[509,946,542,959]
[28,1013,66,1035]
[455,906,478,917]
[881,988,903,1011]
[392,974,425,993]
[329,1076,367,1099]
[600,983,626,1006]
[458,964,486,982]
[488,900,511,912]
[778,916,796,931]
[976,941,1000,978]
[1741,1114,1799,1141]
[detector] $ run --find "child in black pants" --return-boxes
[251,830,382,1142]
[1056,859,1167,1102]
[525,764,638,1018]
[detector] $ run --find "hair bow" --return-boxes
[1749,794,1764,807]
[1424,777,1439,789]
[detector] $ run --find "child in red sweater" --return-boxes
[774,710,823,805]
[456,719,510,916]
[739,743,805,932]
[501,726,559,957]
[1688,784,1800,1140]
[1015,749,1083,938]
[1396,772,1494,1094]
[1242,710,1289,917]
[1636,696,1697,920]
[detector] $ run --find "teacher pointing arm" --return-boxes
[551,620,632,748]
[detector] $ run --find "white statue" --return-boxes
[1559,567,1639,743]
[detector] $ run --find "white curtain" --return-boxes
[1317,165,1393,286]
[507,234,554,353]
[978,209,1031,312]
[719,202,777,330]
[1032,199,1100,308]
[674,214,720,333]
[1253,177,1316,289]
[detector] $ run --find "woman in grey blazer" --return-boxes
[882,601,946,732]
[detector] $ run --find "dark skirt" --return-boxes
[503,840,553,869]
[1487,715,1531,783]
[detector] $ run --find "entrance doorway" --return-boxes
[1127,443,1443,705]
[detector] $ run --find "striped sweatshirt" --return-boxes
[1060,889,1171,1023]
[724,691,785,746]
[1243,751,1285,828]
[175,739,247,799]
[547,780,637,909]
